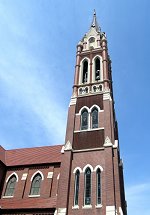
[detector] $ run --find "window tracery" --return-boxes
[5,175,17,196]
[30,173,42,196]
[81,109,88,130]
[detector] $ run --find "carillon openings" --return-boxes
[95,57,100,81]
[82,60,88,83]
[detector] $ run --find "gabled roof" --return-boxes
[5,144,62,166]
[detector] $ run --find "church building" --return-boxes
[0,11,127,215]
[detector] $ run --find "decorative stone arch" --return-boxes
[30,170,44,182]
[83,164,94,173]
[90,104,101,113]
[79,57,90,84]
[6,172,19,183]
[79,106,90,115]
[73,167,83,174]
[92,55,103,82]
[94,165,104,172]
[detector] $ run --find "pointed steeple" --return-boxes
[91,9,101,32]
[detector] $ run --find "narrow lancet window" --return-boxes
[95,58,100,81]
[84,168,91,205]
[5,175,17,196]
[74,170,80,206]
[92,108,98,128]
[82,60,88,83]
[96,168,101,205]
[30,173,42,196]
[81,109,88,130]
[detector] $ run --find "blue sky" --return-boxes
[0,0,150,214]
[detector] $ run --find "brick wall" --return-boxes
[0,164,60,211]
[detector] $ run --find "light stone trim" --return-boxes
[30,170,44,181]
[106,206,116,215]
[2,195,14,198]
[119,207,124,215]
[113,140,118,148]
[28,194,40,198]
[78,86,90,95]
[47,172,53,179]
[61,146,65,154]
[90,104,101,112]
[82,205,92,209]
[61,140,72,154]
[103,136,113,147]
[83,164,94,172]
[64,140,72,151]
[103,91,112,101]
[21,173,28,180]
[95,204,103,208]
[92,84,103,93]
[6,172,19,183]
[78,106,90,115]
[94,165,103,172]
[74,127,104,133]
[73,167,83,174]
[57,173,60,180]
[72,205,79,209]
[57,208,67,215]
[69,97,77,106]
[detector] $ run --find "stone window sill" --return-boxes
[28,194,40,198]
[74,127,104,133]
[2,195,14,198]
[95,204,102,208]
[72,205,79,209]
[82,205,92,209]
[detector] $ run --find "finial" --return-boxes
[91,9,101,32]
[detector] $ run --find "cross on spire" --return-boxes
[91,9,101,32]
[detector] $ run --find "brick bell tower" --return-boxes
[56,10,127,215]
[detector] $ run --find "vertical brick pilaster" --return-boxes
[57,151,72,214]
[104,147,115,206]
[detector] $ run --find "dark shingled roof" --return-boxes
[5,145,62,166]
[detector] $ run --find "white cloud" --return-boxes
[126,183,150,215]
[0,64,67,146]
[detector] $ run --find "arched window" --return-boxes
[74,170,80,206]
[82,60,88,83]
[81,109,88,130]
[84,168,91,205]
[30,173,42,196]
[96,168,101,205]
[91,108,98,128]
[95,58,100,81]
[5,175,17,196]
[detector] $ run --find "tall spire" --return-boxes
[91,9,101,32]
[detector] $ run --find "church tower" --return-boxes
[56,11,127,215]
